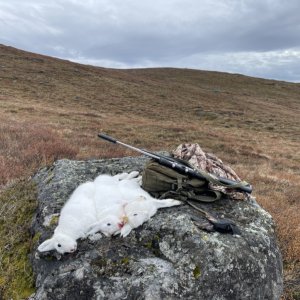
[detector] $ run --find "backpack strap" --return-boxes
[184,189,222,202]
[156,183,222,203]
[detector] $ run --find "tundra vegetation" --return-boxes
[0,44,299,299]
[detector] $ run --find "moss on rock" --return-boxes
[193,265,201,279]
[0,180,38,299]
[49,215,59,227]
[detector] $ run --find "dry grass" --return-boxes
[0,44,299,298]
[0,119,77,187]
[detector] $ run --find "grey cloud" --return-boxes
[0,0,300,81]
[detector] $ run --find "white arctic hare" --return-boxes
[38,181,97,254]
[38,172,139,254]
[86,172,169,237]
[93,174,182,238]
[86,172,141,236]
[120,196,182,237]
[87,172,140,237]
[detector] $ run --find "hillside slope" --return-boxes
[1,43,299,146]
[0,44,299,298]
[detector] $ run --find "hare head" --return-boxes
[38,232,77,254]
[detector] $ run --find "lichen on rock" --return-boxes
[30,157,283,299]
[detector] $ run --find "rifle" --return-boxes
[98,133,252,194]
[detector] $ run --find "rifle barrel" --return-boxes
[98,133,159,160]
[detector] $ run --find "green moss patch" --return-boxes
[0,180,38,299]
[193,265,201,279]
[49,215,59,227]
[143,235,163,258]
[91,256,133,277]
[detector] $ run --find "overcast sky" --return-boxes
[1,0,300,82]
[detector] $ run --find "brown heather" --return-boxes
[0,44,299,299]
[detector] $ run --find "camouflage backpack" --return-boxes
[142,143,249,203]
[141,158,223,203]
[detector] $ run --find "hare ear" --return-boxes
[38,238,55,252]
[120,224,132,237]
[126,171,139,180]
[113,172,128,180]
[153,199,182,209]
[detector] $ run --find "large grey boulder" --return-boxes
[30,157,283,300]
